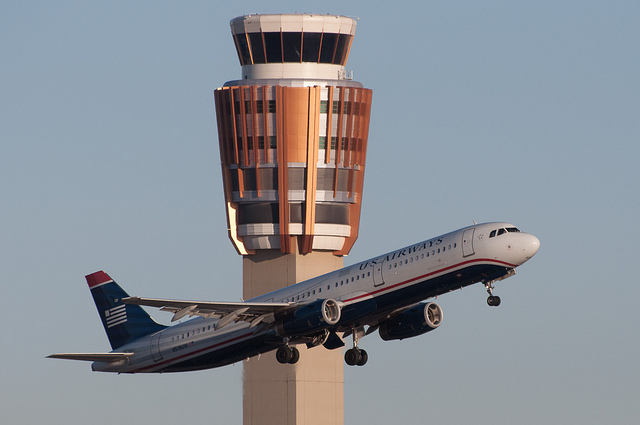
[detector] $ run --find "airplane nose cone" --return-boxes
[523,234,541,260]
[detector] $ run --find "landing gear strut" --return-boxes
[344,327,368,366]
[484,281,501,307]
[276,344,300,364]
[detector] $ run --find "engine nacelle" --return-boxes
[379,302,443,341]
[277,299,341,337]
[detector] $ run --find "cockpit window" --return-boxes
[489,227,521,238]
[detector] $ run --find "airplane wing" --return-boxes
[47,353,134,362]
[123,297,295,329]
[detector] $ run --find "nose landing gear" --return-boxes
[484,281,501,307]
[482,268,515,307]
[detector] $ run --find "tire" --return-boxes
[276,346,292,364]
[288,347,300,364]
[356,349,368,366]
[345,348,361,366]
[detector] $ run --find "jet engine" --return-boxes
[277,299,341,337]
[379,302,443,341]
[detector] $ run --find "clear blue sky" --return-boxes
[3,1,639,424]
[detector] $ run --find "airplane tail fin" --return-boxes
[86,271,167,350]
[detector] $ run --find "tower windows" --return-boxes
[234,31,353,66]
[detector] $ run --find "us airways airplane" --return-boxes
[48,222,539,372]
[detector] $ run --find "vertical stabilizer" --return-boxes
[86,271,166,350]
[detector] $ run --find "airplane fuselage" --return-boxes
[91,222,539,373]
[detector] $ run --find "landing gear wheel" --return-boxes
[484,280,501,307]
[276,346,293,364]
[345,348,361,366]
[487,295,501,307]
[356,349,368,366]
[288,347,300,364]
[276,346,300,364]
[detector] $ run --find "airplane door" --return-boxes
[151,332,163,362]
[462,228,475,257]
[373,261,385,287]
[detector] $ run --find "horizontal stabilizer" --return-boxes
[47,353,134,363]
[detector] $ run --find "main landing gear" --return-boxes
[484,281,501,307]
[276,344,300,364]
[344,327,368,366]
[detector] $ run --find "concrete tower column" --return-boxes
[214,14,373,425]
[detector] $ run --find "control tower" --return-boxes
[214,14,372,425]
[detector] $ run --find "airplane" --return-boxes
[48,221,539,372]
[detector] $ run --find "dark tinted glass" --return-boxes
[302,32,322,62]
[234,33,251,65]
[319,33,338,63]
[248,32,265,64]
[282,32,302,62]
[333,34,352,65]
[263,32,282,63]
